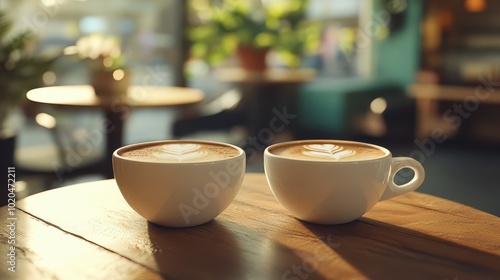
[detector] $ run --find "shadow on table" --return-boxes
[147,219,320,279]
[147,220,242,279]
[299,218,500,280]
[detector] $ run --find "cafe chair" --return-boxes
[173,88,244,138]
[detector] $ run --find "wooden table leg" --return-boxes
[415,97,439,140]
[103,108,126,178]
[239,83,299,147]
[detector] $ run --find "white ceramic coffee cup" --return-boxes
[264,140,425,225]
[113,140,245,227]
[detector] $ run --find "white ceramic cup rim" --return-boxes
[265,139,391,163]
[113,139,245,165]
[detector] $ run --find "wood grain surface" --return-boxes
[1,173,499,279]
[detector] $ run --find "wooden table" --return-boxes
[408,83,500,140]
[26,85,204,176]
[214,68,316,85]
[1,173,499,279]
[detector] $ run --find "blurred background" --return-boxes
[1,0,499,215]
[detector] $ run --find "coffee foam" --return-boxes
[119,142,240,163]
[270,142,386,161]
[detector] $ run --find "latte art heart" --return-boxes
[302,144,356,160]
[305,144,342,154]
[119,142,240,163]
[153,144,207,161]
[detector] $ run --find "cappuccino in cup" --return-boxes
[119,142,240,163]
[269,142,386,161]
[264,140,425,225]
[113,140,245,227]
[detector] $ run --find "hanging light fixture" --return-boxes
[465,0,487,12]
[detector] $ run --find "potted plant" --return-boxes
[0,12,55,204]
[64,34,130,99]
[187,0,320,71]
[0,12,55,157]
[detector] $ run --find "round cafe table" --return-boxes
[2,173,499,279]
[213,67,316,84]
[26,85,204,176]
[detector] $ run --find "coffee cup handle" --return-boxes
[380,157,425,200]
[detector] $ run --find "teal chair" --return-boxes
[296,78,407,138]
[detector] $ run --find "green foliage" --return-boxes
[187,0,320,67]
[0,12,55,127]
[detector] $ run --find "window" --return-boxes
[4,0,183,86]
